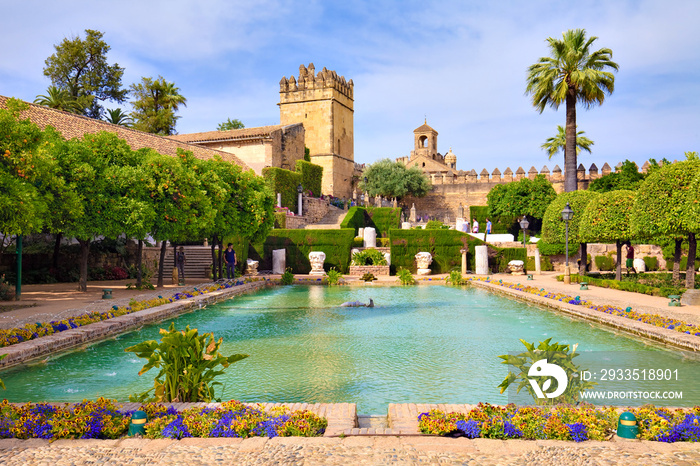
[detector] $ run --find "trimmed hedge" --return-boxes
[222,236,250,273]
[494,248,527,273]
[339,207,400,238]
[561,274,684,297]
[643,256,659,271]
[274,212,287,229]
[249,229,355,273]
[262,167,302,211]
[594,254,616,271]
[526,255,554,271]
[295,160,323,197]
[389,229,484,274]
[469,206,517,235]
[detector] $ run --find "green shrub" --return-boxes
[352,237,363,247]
[280,268,294,285]
[360,273,376,282]
[326,267,343,286]
[425,220,448,229]
[643,256,658,271]
[594,254,616,271]
[558,274,685,297]
[390,229,483,274]
[377,238,390,247]
[396,268,415,285]
[249,229,355,273]
[339,207,400,237]
[495,248,527,273]
[295,160,323,197]
[262,167,302,212]
[526,255,554,271]
[0,274,14,301]
[446,270,464,285]
[351,248,387,266]
[274,211,287,229]
[340,207,366,234]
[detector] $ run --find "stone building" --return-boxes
[279,64,357,198]
[169,123,305,175]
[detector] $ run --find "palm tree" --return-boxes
[130,76,187,135]
[104,108,133,126]
[34,85,82,113]
[541,125,593,160]
[526,29,618,192]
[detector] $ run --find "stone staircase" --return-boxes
[304,205,347,229]
[160,246,213,279]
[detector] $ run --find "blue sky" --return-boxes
[1,0,698,172]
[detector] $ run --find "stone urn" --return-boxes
[246,259,259,276]
[507,260,525,275]
[415,252,433,275]
[309,251,326,275]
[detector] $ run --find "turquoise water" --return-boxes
[1,285,698,413]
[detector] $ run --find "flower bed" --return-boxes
[0,398,327,440]
[468,277,700,338]
[419,403,700,442]
[0,278,270,348]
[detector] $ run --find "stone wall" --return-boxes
[348,265,390,276]
[526,243,666,272]
[302,196,331,223]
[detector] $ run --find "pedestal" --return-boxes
[460,248,467,275]
[535,249,541,275]
[272,249,286,274]
[364,227,377,248]
[475,245,489,275]
[309,251,326,275]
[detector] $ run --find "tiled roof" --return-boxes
[0,95,251,170]
[413,123,437,134]
[171,124,297,143]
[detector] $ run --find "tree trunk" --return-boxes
[578,243,587,275]
[157,241,167,288]
[564,88,578,192]
[686,233,696,289]
[673,239,682,283]
[615,240,622,281]
[52,233,63,271]
[78,239,90,292]
[210,236,218,281]
[136,239,143,288]
[217,238,224,278]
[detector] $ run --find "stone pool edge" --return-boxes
[467,279,700,353]
[0,280,275,370]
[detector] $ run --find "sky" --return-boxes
[1,0,698,173]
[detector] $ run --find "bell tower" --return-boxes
[412,120,438,161]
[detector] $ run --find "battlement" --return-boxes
[279,63,354,100]
[426,161,653,186]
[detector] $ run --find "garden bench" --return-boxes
[668,295,681,307]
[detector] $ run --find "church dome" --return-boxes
[444,148,456,164]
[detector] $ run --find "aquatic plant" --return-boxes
[125,322,249,402]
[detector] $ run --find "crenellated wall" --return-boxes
[403,161,651,221]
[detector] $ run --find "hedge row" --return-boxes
[469,206,518,235]
[339,207,401,238]
[493,247,527,273]
[262,161,324,211]
[249,229,355,273]
[561,273,684,297]
[295,160,323,197]
[390,229,483,274]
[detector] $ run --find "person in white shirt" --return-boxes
[472,218,479,233]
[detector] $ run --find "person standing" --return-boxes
[176,246,186,283]
[486,218,492,235]
[472,218,479,234]
[625,242,636,275]
[224,243,237,279]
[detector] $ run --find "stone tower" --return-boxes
[279,63,354,197]
[411,120,438,161]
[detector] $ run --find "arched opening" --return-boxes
[419,135,428,148]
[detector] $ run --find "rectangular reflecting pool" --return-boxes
[1,285,698,413]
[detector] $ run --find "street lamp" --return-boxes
[561,202,574,284]
[519,216,529,246]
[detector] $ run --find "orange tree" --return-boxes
[632,156,700,288]
[579,190,635,280]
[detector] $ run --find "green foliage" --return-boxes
[425,220,449,230]
[33,85,83,114]
[498,338,597,405]
[395,268,415,285]
[125,322,249,402]
[588,160,645,192]
[295,160,323,197]
[526,255,554,271]
[304,146,310,162]
[43,29,127,118]
[360,158,430,200]
[360,273,377,282]
[579,190,635,244]
[351,248,387,266]
[446,270,465,285]
[0,274,14,301]
[377,238,390,247]
[262,167,302,212]
[470,205,517,235]
[563,274,685,296]
[340,207,400,238]
[486,175,556,221]
[130,76,187,135]
[274,211,287,229]
[326,267,343,286]
[495,248,528,273]
[250,229,355,273]
[643,256,659,271]
[541,190,600,245]
[390,229,483,274]
[541,125,593,160]
[104,108,133,126]
[280,268,295,285]
[217,118,244,131]
[352,237,363,247]
[594,254,615,271]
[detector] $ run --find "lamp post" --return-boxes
[297,184,303,216]
[561,202,574,284]
[519,216,529,246]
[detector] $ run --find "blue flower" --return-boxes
[455,420,480,439]
[566,422,588,442]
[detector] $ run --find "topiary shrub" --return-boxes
[352,237,364,247]
[295,160,323,197]
[643,256,659,271]
[425,220,449,230]
[594,254,616,271]
[526,255,554,271]
[351,248,387,266]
